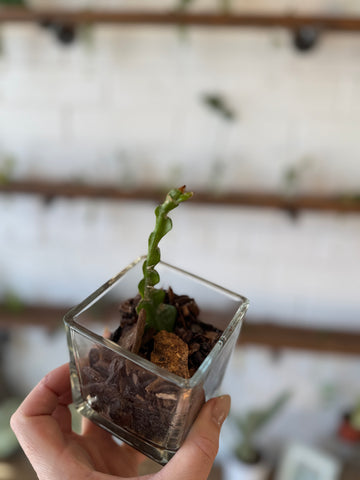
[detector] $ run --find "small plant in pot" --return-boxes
[64,186,249,465]
[223,391,291,480]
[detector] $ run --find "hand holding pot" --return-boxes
[11,363,230,480]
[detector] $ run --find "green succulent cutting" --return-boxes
[137,186,193,332]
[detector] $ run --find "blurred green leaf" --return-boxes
[0,155,16,185]
[0,0,26,5]
[202,93,236,121]
[3,291,24,314]
[219,0,232,13]
[177,0,195,11]
[350,400,360,430]
[0,398,21,459]
[233,391,291,463]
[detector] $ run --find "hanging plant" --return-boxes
[0,155,16,185]
[177,0,195,11]
[293,26,319,52]
[78,24,95,50]
[3,291,24,314]
[219,0,232,13]
[202,93,236,121]
[282,156,315,195]
[39,20,77,46]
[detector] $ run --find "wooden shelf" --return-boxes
[239,321,360,356]
[0,8,360,32]
[1,180,360,213]
[1,304,360,355]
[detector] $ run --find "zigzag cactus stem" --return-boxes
[137,186,193,332]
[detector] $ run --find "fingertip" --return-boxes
[162,394,230,480]
[209,394,231,427]
[9,409,20,435]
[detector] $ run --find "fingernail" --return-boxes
[212,395,231,427]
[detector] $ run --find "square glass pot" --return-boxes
[64,256,249,465]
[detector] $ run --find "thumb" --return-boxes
[162,395,231,480]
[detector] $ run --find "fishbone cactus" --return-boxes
[137,186,193,332]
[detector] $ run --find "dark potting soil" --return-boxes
[80,289,223,445]
[110,288,223,376]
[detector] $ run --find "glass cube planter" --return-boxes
[64,256,249,465]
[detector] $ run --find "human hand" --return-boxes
[11,363,230,480]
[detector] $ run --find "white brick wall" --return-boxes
[1,195,359,329]
[2,23,360,190]
[0,2,359,329]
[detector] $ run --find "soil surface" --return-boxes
[80,289,223,447]
[110,288,223,377]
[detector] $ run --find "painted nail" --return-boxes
[212,394,231,427]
